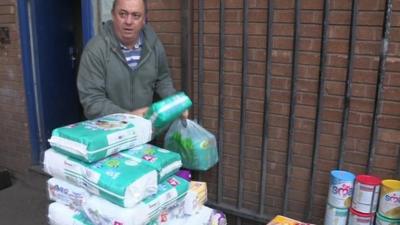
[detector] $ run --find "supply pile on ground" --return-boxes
[42,93,226,225]
[324,169,400,225]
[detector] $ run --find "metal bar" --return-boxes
[259,0,274,216]
[306,0,330,221]
[283,0,301,215]
[217,0,225,204]
[237,0,249,214]
[180,0,193,100]
[198,0,205,125]
[338,0,358,170]
[367,0,393,174]
[207,201,274,224]
[397,146,400,178]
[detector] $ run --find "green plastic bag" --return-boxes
[164,119,219,171]
[144,92,192,135]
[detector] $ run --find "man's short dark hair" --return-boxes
[112,0,147,13]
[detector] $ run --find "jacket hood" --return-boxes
[100,20,158,49]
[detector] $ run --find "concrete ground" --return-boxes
[0,168,49,225]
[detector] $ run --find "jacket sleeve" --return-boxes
[154,40,176,98]
[77,46,129,119]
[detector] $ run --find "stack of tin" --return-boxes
[376,179,400,224]
[348,174,381,225]
[324,170,356,225]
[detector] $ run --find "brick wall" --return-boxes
[0,0,32,176]
[1,0,399,224]
[148,0,400,224]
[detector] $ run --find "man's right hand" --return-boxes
[130,106,149,117]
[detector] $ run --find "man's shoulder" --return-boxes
[86,35,108,50]
[142,24,160,45]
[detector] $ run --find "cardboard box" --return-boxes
[267,215,316,225]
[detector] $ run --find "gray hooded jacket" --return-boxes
[77,21,176,119]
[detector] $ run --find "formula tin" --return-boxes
[328,170,355,208]
[376,212,400,225]
[348,208,375,225]
[324,203,348,225]
[351,174,381,213]
[378,179,400,219]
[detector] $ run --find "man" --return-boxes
[77,0,187,119]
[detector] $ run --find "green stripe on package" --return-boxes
[48,113,152,163]
[120,144,182,182]
[144,92,192,133]
[43,148,158,208]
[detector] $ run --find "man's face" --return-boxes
[112,0,145,48]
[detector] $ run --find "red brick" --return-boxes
[0,5,15,14]
[357,26,383,41]
[330,0,352,10]
[347,124,372,139]
[301,10,323,24]
[295,118,315,132]
[297,92,317,106]
[322,109,343,122]
[326,54,349,67]
[248,48,266,62]
[325,66,347,81]
[378,128,400,144]
[328,25,350,39]
[350,98,375,113]
[274,10,294,23]
[353,69,378,84]
[270,102,290,115]
[358,11,386,26]
[373,154,399,170]
[273,23,294,36]
[354,56,379,70]
[324,95,344,109]
[328,39,349,54]
[147,10,180,21]
[297,79,319,92]
[273,37,293,50]
[325,81,345,95]
[223,9,241,22]
[300,24,322,38]
[271,63,292,77]
[349,111,373,126]
[329,11,352,25]
[352,83,376,98]
[358,0,386,10]
[299,38,321,52]
[248,9,268,23]
[295,130,315,145]
[355,41,382,56]
[298,52,321,65]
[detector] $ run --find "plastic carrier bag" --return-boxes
[144,92,192,135]
[164,119,219,171]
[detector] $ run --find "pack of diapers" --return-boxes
[48,113,152,162]
[43,148,158,208]
[184,181,208,215]
[47,177,90,211]
[144,92,192,134]
[83,175,189,225]
[48,202,93,225]
[120,144,182,182]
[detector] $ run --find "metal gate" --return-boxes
[177,0,399,224]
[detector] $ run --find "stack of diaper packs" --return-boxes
[44,110,226,224]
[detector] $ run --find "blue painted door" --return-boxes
[29,0,84,158]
